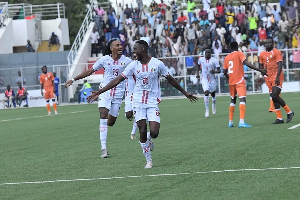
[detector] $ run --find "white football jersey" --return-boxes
[93,55,132,99]
[125,74,136,97]
[198,57,220,82]
[121,57,169,106]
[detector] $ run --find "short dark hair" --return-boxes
[230,41,238,50]
[103,39,119,56]
[41,65,47,70]
[136,40,149,50]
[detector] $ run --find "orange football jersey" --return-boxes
[259,48,283,76]
[40,72,54,91]
[223,51,246,85]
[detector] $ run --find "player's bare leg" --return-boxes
[137,119,152,168]
[204,90,210,118]
[269,93,275,112]
[271,86,294,124]
[46,99,51,115]
[126,111,137,139]
[99,107,113,158]
[211,91,216,115]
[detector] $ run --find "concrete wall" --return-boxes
[0,18,13,54]
[12,19,35,47]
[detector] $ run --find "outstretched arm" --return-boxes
[165,75,198,102]
[87,75,125,102]
[65,68,95,88]
[243,60,267,76]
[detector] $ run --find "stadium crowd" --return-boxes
[90,0,299,92]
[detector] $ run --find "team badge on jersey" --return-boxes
[151,68,156,72]
[137,70,140,74]
[108,63,111,65]
[121,62,125,66]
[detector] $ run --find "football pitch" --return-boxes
[1,92,300,199]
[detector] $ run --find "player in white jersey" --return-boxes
[65,39,132,158]
[87,40,198,169]
[196,49,221,118]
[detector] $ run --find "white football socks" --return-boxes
[204,96,209,111]
[140,140,152,162]
[131,121,138,135]
[99,119,108,150]
[212,97,216,107]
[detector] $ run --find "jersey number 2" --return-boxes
[228,61,233,74]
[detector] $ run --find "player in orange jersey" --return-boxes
[259,39,294,124]
[223,42,267,128]
[40,66,58,115]
[259,41,275,112]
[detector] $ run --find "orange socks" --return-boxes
[239,103,246,120]
[275,109,283,120]
[283,105,291,114]
[46,104,51,112]
[229,104,235,121]
[53,103,57,111]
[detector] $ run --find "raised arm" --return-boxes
[87,75,125,102]
[65,68,95,88]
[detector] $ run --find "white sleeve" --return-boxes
[92,57,105,71]
[121,62,135,78]
[197,58,201,65]
[158,61,169,77]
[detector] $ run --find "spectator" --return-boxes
[216,23,226,45]
[90,27,100,57]
[167,65,176,76]
[103,17,112,42]
[285,2,297,25]
[16,70,26,86]
[265,0,272,15]
[16,82,28,107]
[53,72,60,105]
[187,0,196,23]
[259,25,267,41]
[207,4,216,22]
[178,12,188,23]
[186,24,196,54]
[78,80,92,104]
[198,5,208,20]
[111,24,120,39]
[278,17,289,33]
[236,9,246,28]
[1,85,15,108]
[191,13,199,24]
[242,0,254,13]
[216,2,224,15]
[235,2,245,15]
[95,5,106,19]
[132,8,140,24]
[248,12,258,36]
[150,1,159,15]
[170,1,178,23]
[93,12,104,36]
[249,35,258,51]
[226,8,235,31]
[238,41,248,52]
[271,5,281,23]
[274,29,286,49]
[48,32,60,50]
[259,4,266,19]
[212,39,222,57]
[26,40,35,52]
[136,0,143,10]
[292,48,300,68]
[229,22,239,42]
[199,16,209,29]
[159,0,167,19]
[202,0,211,11]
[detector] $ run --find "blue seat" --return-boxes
[80,88,93,103]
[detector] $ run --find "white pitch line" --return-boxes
[1,166,300,186]
[0,110,92,123]
[288,123,300,130]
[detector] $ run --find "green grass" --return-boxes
[0,92,300,199]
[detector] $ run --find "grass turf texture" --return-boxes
[1,92,300,199]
